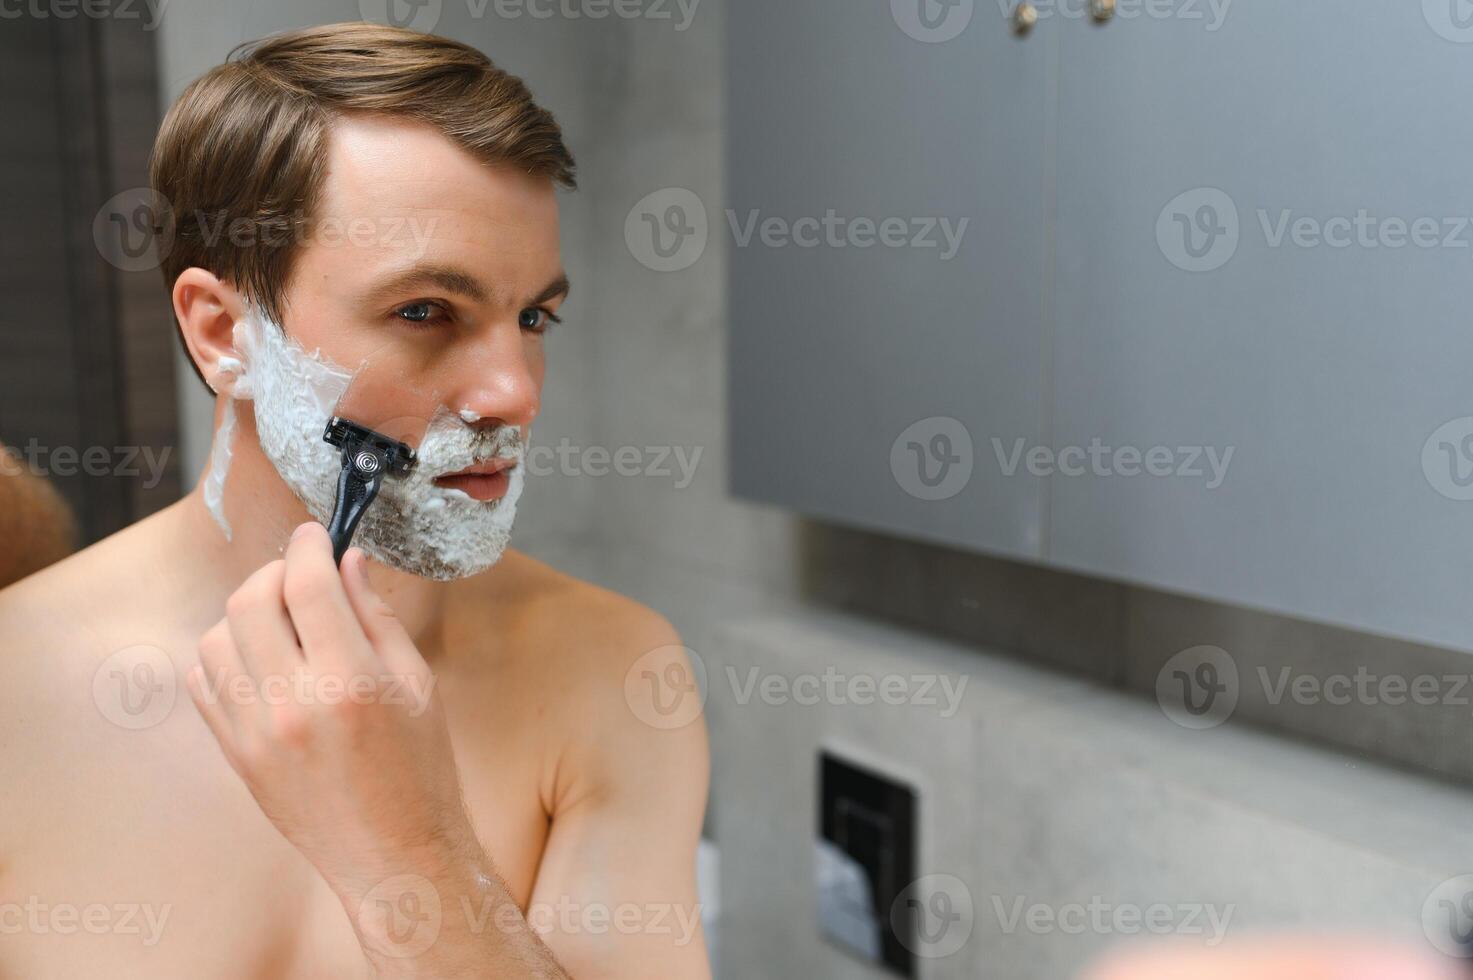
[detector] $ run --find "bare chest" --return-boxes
[3,675,552,979]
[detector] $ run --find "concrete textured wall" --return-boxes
[706,611,1473,978]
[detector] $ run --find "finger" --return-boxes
[281,522,372,670]
[225,559,302,681]
[340,547,425,678]
[186,662,235,749]
[194,617,250,735]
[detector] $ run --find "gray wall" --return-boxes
[707,611,1473,980]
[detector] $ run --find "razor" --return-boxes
[322,417,417,565]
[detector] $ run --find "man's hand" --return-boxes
[188,521,471,893]
[186,521,569,977]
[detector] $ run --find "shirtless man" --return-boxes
[0,23,709,979]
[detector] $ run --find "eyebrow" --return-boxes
[365,263,571,308]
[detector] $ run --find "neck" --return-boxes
[167,397,449,652]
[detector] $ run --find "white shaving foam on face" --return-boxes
[213,306,525,580]
[201,354,252,538]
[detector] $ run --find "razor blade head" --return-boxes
[323,417,417,477]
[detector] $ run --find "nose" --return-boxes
[445,326,541,434]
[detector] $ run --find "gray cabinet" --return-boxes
[727,0,1056,561]
[728,2,1473,650]
[1049,4,1473,649]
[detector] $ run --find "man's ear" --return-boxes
[172,268,248,396]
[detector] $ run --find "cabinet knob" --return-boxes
[1090,0,1115,21]
[1011,1,1038,34]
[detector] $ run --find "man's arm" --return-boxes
[526,631,711,979]
[0,445,76,589]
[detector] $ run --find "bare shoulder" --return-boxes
[0,517,162,667]
[466,548,687,678]
[0,507,213,773]
[455,548,708,798]
[0,541,108,687]
[0,523,187,852]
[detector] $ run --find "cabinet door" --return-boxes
[727,0,1056,560]
[1049,3,1473,648]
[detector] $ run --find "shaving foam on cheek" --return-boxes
[234,307,355,539]
[200,314,349,542]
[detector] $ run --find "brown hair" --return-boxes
[150,22,576,382]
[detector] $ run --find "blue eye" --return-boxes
[394,301,447,325]
[519,307,562,333]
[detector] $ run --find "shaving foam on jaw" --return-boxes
[204,306,526,580]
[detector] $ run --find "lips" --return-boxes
[432,457,517,502]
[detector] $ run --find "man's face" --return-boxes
[221,113,567,578]
[279,113,566,456]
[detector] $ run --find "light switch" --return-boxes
[816,752,918,977]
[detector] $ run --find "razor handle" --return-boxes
[326,446,389,565]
